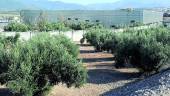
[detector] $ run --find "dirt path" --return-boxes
[48,44,140,96]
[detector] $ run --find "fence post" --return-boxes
[30,31,31,39]
[72,30,74,41]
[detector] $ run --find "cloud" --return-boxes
[48,0,120,5]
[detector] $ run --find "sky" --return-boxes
[49,0,120,5]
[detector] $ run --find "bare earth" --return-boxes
[48,44,140,96]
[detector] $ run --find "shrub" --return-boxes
[102,33,119,53]
[0,33,87,96]
[114,28,170,72]
[66,21,94,30]
[36,19,48,32]
[4,22,29,32]
[53,35,79,58]
[84,28,114,51]
[36,22,69,32]
[139,42,169,72]
[80,38,85,45]
[0,34,20,83]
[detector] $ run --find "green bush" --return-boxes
[80,38,85,45]
[4,22,29,32]
[0,34,20,83]
[53,35,79,58]
[36,22,69,32]
[84,28,114,51]
[66,21,94,30]
[0,33,87,96]
[139,42,169,72]
[115,28,170,72]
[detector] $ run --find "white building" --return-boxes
[21,9,163,28]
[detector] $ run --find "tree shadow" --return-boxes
[77,44,91,46]
[87,69,141,84]
[0,88,13,96]
[82,57,114,63]
[80,50,95,54]
[87,62,115,68]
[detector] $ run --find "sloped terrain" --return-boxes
[103,69,170,96]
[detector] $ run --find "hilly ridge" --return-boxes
[0,0,169,10]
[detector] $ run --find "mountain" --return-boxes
[0,0,37,10]
[0,0,86,10]
[0,0,170,11]
[87,0,170,10]
[23,0,86,10]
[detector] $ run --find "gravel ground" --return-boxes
[103,70,170,96]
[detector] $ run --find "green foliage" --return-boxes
[80,38,85,45]
[115,28,170,72]
[139,42,169,72]
[129,22,143,27]
[53,22,70,32]
[53,34,79,58]
[35,12,69,32]
[0,33,87,96]
[0,34,20,83]
[84,28,115,51]
[84,27,170,73]
[4,22,29,32]
[65,21,97,30]
[36,21,69,32]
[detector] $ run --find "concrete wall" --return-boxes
[0,31,84,42]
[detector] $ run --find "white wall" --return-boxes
[0,25,159,42]
[0,30,84,42]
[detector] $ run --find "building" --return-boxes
[163,12,170,27]
[20,9,163,28]
[0,11,20,28]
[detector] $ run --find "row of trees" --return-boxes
[3,21,98,32]
[82,27,170,73]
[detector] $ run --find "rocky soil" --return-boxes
[103,69,170,96]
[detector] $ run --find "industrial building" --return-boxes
[20,9,163,28]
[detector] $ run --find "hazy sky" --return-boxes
[49,0,120,5]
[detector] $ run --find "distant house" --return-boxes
[0,12,20,28]
[20,9,163,28]
[163,12,170,27]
